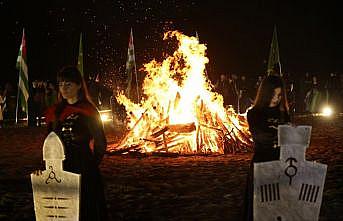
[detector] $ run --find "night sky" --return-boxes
[1,0,342,87]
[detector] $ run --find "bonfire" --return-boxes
[108,31,253,155]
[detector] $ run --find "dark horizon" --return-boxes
[1,0,343,87]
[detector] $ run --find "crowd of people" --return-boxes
[0,71,343,128]
[0,77,111,127]
[213,72,343,115]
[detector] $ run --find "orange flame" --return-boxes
[115,31,252,154]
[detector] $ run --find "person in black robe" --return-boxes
[45,66,108,221]
[243,75,290,221]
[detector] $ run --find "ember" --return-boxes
[109,31,253,154]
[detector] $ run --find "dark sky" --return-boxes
[1,0,342,87]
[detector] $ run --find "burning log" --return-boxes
[196,125,201,152]
[150,123,196,138]
[151,127,169,138]
[107,144,142,155]
[156,136,188,148]
[199,123,223,132]
[168,122,196,133]
[229,119,253,147]
[162,133,168,151]
[116,110,148,148]
[147,123,196,152]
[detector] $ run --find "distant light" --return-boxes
[321,106,333,117]
[99,110,112,122]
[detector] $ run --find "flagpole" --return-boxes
[77,33,84,77]
[25,94,28,125]
[16,28,23,125]
[134,56,140,101]
[132,29,140,102]
[15,75,20,124]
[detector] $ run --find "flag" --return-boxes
[267,26,282,76]
[16,29,29,117]
[77,33,84,76]
[125,28,140,102]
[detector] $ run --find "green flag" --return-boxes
[125,28,140,102]
[267,26,282,76]
[77,33,84,76]
[16,29,29,121]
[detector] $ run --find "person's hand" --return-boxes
[32,170,43,176]
[268,125,278,130]
[286,122,295,126]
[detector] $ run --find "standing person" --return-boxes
[45,66,108,221]
[44,81,57,108]
[301,72,312,113]
[243,75,290,221]
[32,80,45,126]
[325,72,340,112]
[229,74,239,112]
[305,75,322,113]
[339,73,343,112]
[237,75,252,113]
[215,74,230,107]
[111,82,125,125]
[253,75,264,97]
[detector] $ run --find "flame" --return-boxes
[114,31,252,154]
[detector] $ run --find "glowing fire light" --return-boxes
[321,106,333,117]
[99,110,113,122]
[112,31,252,154]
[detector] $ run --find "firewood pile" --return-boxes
[107,104,253,155]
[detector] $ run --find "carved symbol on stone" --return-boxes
[284,157,298,186]
[260,183,280,202]
[45,166,62,184]
[298,183,320,203]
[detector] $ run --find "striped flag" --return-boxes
[125,28,140,102]
[16,29,29,120]
[77,33,84,76]
[267,26,282,76]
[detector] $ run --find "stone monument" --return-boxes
[254,125,327,221]
[31,132,81,221]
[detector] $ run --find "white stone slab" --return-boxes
[31,132,81,221]
[254,125,327,221]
